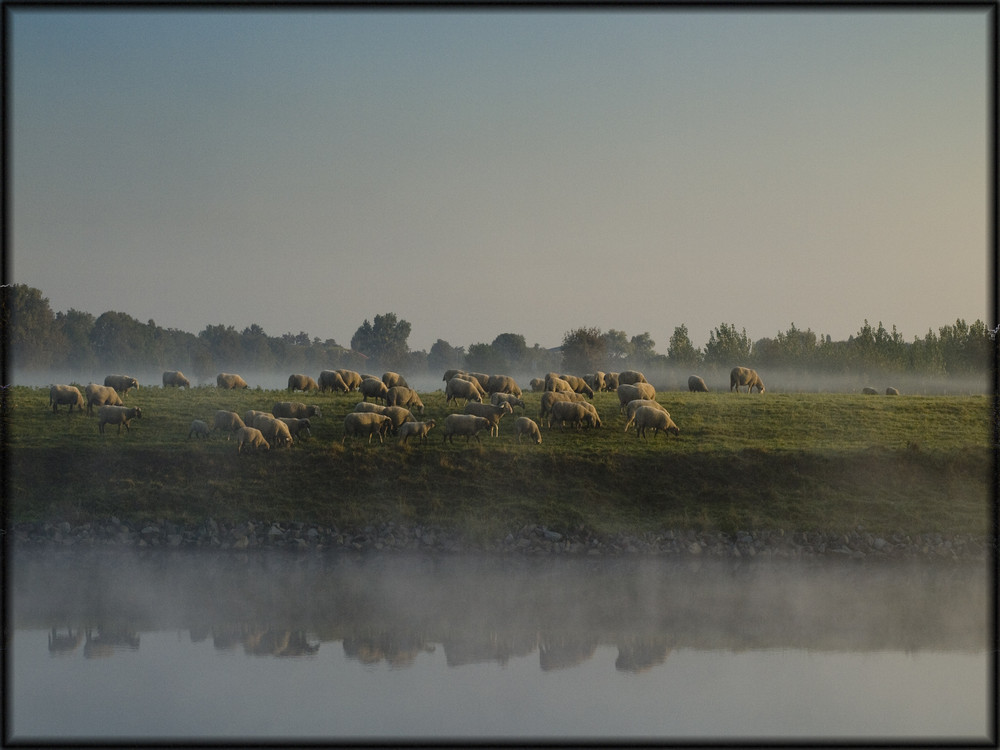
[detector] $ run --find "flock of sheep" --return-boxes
[46,366,780,454]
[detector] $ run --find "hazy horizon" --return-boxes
[8,8,992,353]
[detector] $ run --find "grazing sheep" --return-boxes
[243,409,271,427]
[687,375,709,393]
[539,390,586,419]
[514,417,542,444]
[886,387,900,396]
[445,376,484,405]
[558,374,595,398]
[104,374,139,397]
[583,372,607,392]
[97,405,142,435]
[386,386,425,414]
[544,376,575,394]
[236,426,270,454]
[617,370,647,386]
[730,367,765,394]
[622,399,668,433]
[217,372,249,390]
[162,370,191,388]
[442,369,465,382]
[359,377,390,404]
[84,383,122,416]
[382,405,416,433]
[548,400,601,429]
[252,414,293,448]
[188,419,210,439]
[862,387,879,395]
[381,371,409,389]
[464,401,513,437]
[335,369,363,391]
[287,374,319,392]
[633,405,680,439]
[491,392,525,410]
[441,414,492,444]
[49,384,85,414]
[604,373,620,391]
[272,401,321,419]
[213,410,247,440]
[278,417,311,440]
[397,419,436,444]
[342,412,392,444]
[453,373,488,397]
[617,383,656,412]
[486,374,522,397]
[465,372,491,391]
[354,401,388,414]
[318,370,349,393]
[529,378,546,392]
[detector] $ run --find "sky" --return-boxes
[8,7,993,354]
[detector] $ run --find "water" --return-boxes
[8,548,992,742]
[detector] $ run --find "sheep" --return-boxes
[604,373,620,391]
[287,374,319,392]
[272,401,321,419]
[544,376,575,394]
[162,370,190,388]
[633,405,680,439]
[381,371,409,389]
[442,369,464,382]
[217,372,249,390]
[539,390,586,419]
[730,367,765,394]
[465,372,491,390]
[688,375,709,393]
[236,426,270,454]
[278,417,312,440]
[252,414,293,448]
[622,399,668,432]
[188,419,210,439]
[583,372,607,392]
[84,383,122,416]
[97,405,142,435]
[862,387,879,395]
[886,387,900,396]
[381,405,416,433]
[617,370,647,386]
[548,400,601,429]
[397,419,436,444]
[318,370,349,393]
[335,369,363,391]
[486,374,522,397]
[441,414,492,444]
[514,417,542,444]
[354,401,388,414]
[558,374,595,398]
[490,392,525,411]
[617,383,656,412]
[244,409,271,427]
[464,401,513,437]
[386,386,425,414]
[342,412,392,444]
[529,378,546,392]
[445,376,483,405]
[49,384,85,413]
[213,410,246,440]
[453,373,488,397]
[359,377,389,404]
[104,374,139,397]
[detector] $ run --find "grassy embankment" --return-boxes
[4,385,993,543]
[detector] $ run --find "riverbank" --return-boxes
[9,517,992,561]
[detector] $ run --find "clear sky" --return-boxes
[8,7,992,353]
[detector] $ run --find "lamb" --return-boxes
[862,387,879,395]
[386,386,425,414]
[354,402,388,414]
[491,392,525,411]
[486,374,522,397]
[688,375,709,393]
[633,405,680,439]
[188,419,210,439]
[548,400,601,429]
[441,414,492,444]
[49,384,85,413]
[558,374,595,398]
[514,417,542,444]
[272,401,321,419]
[162,370,191,388]
[213,410,247,439]
[236,426,270,454]
[539,390,586,419]
[342,412,392,444]
[381,371,409,389]
[252,414,293,448]
[97,405,142,435]
[617,370,647,386]
[104,374,139,397]
[886,387,900,396]
[84,383,122,416]
[622,399,668,432]
[617,383,656,412]
[464,401,513,437]
[217,372,249,390]
[730,367,765,393]
[381,405,416,433]
[445,376,483,405]
[287,374,319,392]
[529,378,546,392]
[335,369,364,391]
[278,417,312,440]
[359,377,390,404]
[397,419,437,444]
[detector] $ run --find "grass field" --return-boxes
[4,384,993,542]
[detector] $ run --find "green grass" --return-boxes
[4,385,992,541]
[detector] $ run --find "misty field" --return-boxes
[4,385,992,542]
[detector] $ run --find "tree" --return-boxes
[601,329,632,364]
[55,309,97,369]
[491,333,528,370]
[198,324,242,368]
[428,339,465,373]
[703,323,752,366]
[667,325,701,367]
[561,327,605,372]
[350,313,412,369]
[90,311,153,369]
[629,332,657,366]
[465,342,507,374]
[6,284,61,369]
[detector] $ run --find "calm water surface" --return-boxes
[7,548,992,743]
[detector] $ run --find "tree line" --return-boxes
[4,284,993,382]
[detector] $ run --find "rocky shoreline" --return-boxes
[8,518,993,562]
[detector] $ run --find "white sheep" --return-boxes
[354,402,388,414]
[236,426,270,454]
[886,387,900,396]
[633,406,680,439]
[318,370,349,393]
[862,387,879,395]
[529,378,546,392]
[604,373,620,391]
[359,377,390,404]
[622,399,668,433]
[730,367,765,394]
[539,390,586,419]
[381,371,409,389]
[558,374,595,398]
[287,374,319,392]
[335,369,363,391]
[85,383,123,416]
[464,401,513,437]
[217,372,249,390]
[514,417,542,444]
[688,375,709,393]
[278,417,312,440]
[252,414,293,448]
[104,374,140,396]
[386,386,425,414]
[213,410,247,440]
[272,401,321,419]
[441,414,492,444]
[490,392,525,410]
[188,419,210,439]
[397,419,437,444]
[618,370,647,386]
[97,405,142,435]
[548,400,601,429]
[544,376,574,394]
[162,370,191,388]
[49,384,85,413]
[445,377,483,405]
[617,383,656,413]
[342,412,393,444]
[381,405,416,433]
[485,374,522,397]
[243,409,271,427]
